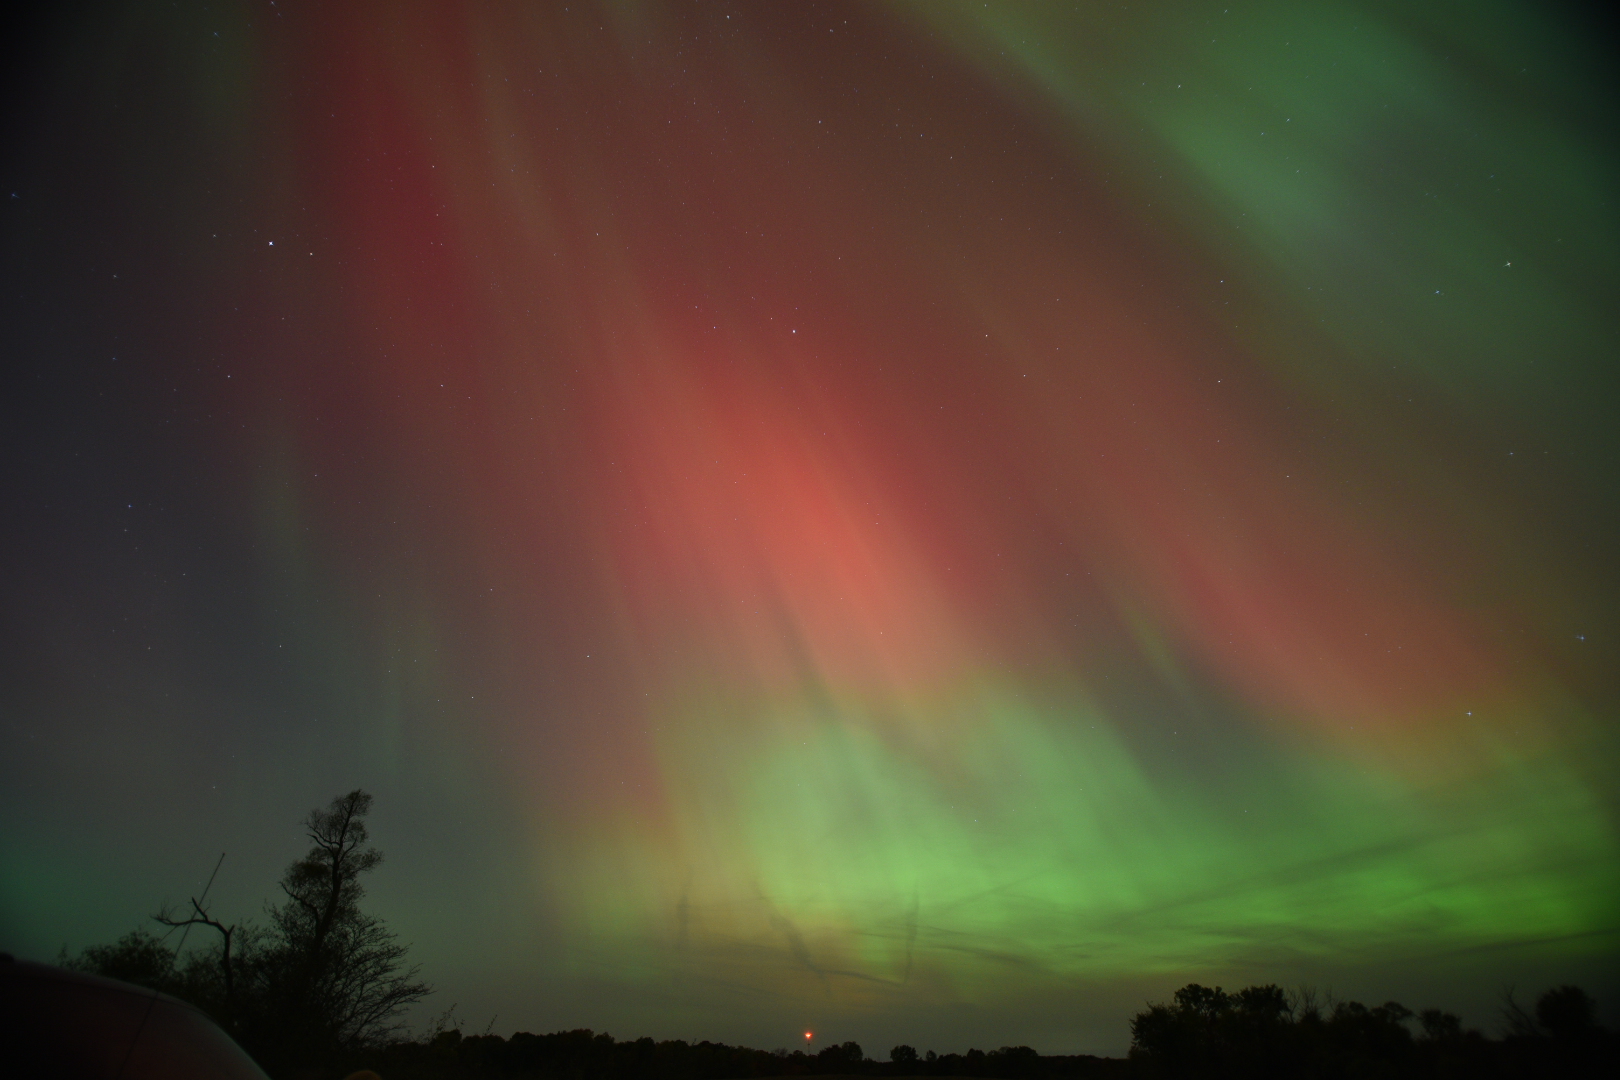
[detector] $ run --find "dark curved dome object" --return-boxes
[0,952,269,1079]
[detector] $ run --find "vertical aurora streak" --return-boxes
[1,0,1616,1054]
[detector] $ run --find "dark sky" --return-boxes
[2,0,1616,1058]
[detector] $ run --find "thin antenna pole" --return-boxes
[198,852,226,905]
[114,853,227,1080]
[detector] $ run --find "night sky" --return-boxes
[2,0,1617,1058]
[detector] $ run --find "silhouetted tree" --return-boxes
[1496,984,1616,1078]
[154,863,241,1021]
[1129,980,1620,1079]
[62,789,429,1077]
[1417,1008,1463,1042]
[248,789,430,1071]
[1536,984,1598,1040]
[1501,985,1542,1038]
[1132,982,1418,1077]
[816,1039,865,1070]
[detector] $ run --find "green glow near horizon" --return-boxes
[555,674,1615,1004]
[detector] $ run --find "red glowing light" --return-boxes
[804,1032,813,1040]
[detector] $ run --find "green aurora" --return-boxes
[1,0,1616,1056]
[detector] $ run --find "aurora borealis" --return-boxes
[1,0,1616,1057]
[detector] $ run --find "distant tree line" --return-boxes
[62,790,428,1078]
[351,982,1611,1080]
[360,1027,1127,1080]
[1126,981,1613,1079]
